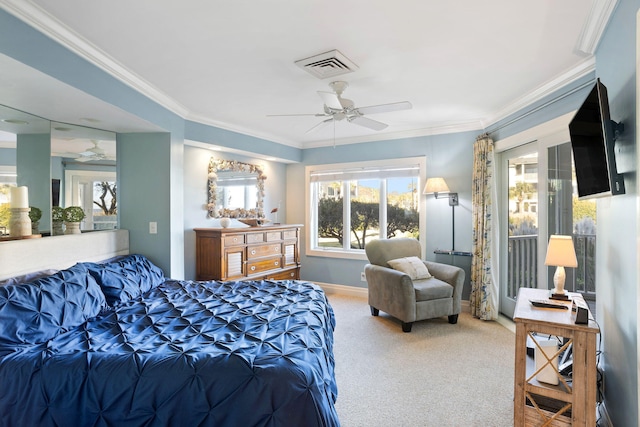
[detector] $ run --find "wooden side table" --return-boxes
[513,287,599,426]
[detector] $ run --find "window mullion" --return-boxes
[380,179,387,239]
[343,180,351,251]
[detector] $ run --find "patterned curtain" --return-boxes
[470,134,499,320]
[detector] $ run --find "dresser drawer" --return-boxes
[224,234,245,246]
[266,268,299,280]
[246,232,264,244]
[283,229,298,240]
[266,231,282,241]
[247,257,282,275]
[247,243,281,259]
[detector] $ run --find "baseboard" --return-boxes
[315,282,475,315]
[315,282,368,298]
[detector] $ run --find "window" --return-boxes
[65,170,117,231]
[306,157,425,259]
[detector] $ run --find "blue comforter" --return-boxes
[0,259,338,427]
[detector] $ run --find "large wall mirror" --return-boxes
[0,103,117,236]
[207,158,265,218]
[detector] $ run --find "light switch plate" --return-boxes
[149,221,157,234]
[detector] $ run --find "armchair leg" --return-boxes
[448,314,459,324]
[370,306,379,316]
[401,322,413,333]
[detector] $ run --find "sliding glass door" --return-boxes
[500,144,539,318]
[498,139,597,318]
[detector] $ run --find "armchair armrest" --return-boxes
[365,264,417,322]
[425,261,465,313]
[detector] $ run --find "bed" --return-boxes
[0,253,339,427]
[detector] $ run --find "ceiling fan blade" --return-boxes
[305,118,334,134]
[267,113,327,117]
[356,101,412,116]
[349,116,388,131]
[317,91,343,110]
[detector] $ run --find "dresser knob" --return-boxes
[251,250,256,255]
[274,261,279,266]
[250,266,256,271]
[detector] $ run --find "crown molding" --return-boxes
[184,111,304,149]
[576,0,619,55]
[483,56,596,129]
[0,0,190,118]
[0,0,603,150]
[302,120,484,149]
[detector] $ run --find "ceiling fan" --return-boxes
[53,140,115,162]
[269,81,412,134]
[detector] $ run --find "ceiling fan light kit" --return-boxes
[269,80,412,134]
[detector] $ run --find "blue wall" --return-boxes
[592,0,639,424]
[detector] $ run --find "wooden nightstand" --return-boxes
[513,287,599,426]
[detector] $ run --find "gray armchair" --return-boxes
[364,238,465,332]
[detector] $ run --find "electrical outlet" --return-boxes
[360,272,366,282]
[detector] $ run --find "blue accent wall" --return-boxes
[592,0,639,424]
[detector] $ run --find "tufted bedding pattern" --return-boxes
[0,256,339,427]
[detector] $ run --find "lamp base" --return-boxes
[549,292,571,301]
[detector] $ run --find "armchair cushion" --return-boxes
[387,256,432,280]
[413,278,453,301]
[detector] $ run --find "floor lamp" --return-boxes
[423,177,458,251]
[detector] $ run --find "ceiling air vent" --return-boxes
[295,50,359,79]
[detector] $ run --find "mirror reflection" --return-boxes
[0,103,118,237]
[0,105,51,236]
[51,122,117,233]
[207,158,265,218]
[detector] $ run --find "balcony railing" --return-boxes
[507,234,596,300]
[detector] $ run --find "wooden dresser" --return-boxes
[194,224,302,281]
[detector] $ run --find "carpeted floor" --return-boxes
[327,293,515,427]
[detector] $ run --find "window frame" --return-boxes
[305,157,426,260]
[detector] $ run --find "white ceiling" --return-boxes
[0,0,612,149]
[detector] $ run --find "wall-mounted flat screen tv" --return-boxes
[568,78,625,199]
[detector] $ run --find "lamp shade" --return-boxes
[423,177,450,194]
[544,235,578,267]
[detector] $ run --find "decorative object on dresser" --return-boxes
[9,186,32,237]
[63,206,86,235]
[28,206,42,234]
[237,218,270,227]
[52,206,65,235]
[195,224,302,281]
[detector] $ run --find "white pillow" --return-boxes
[387,256,432,280]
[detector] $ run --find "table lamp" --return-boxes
[544,235,578,300]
